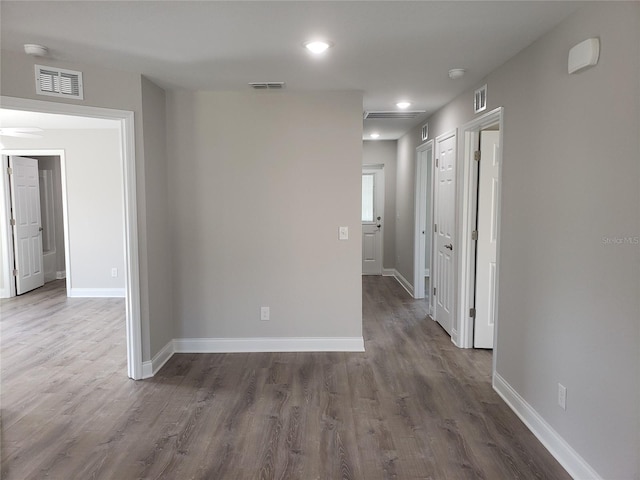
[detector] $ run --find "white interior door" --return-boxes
[362,167,384,275]
[9,156,45,295]
[474,131,500,348]
[434,133,456,335]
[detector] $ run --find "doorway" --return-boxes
[458,107,504,355]
[413,140,434,311]
[0,95,142,379]
[1,154,67,296]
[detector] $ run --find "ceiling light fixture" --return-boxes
[396,101,411,109]
[24,44,49,57]
[448,68,466,80]
[304,40,332,54]
[370,133,380,139]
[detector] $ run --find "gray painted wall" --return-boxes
[141,77,174,359]
[1,130,125,291]
[166,90,363,340]
[397,3,639,478]
[363,140,397,270]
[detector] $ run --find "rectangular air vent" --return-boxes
[474,84,487,113]
[364,110,426,120]
[249,82,285,89]
[35,65,83,100]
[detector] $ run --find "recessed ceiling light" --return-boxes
[370,133,380,139]
[396,101,411,109]
[304,40,332,54]
[448,68,466,80]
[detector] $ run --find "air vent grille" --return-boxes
[364,110,426,120]
[35,65,83,100]
[249,82,285,90]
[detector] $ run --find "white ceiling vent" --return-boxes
[249,82,285,90]
[364,110,425,120]
[35,65,84,100]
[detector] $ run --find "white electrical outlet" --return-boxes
[260,306,270,321]
[111,268,118,278]
[558,383,567,410]
[339,226,349,240]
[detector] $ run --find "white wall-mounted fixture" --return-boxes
[448,68,466,80]
[24,44,48,57]
[568,38,600,74]
[370,133,380,139]
[396,101,411,109]
[421,123,429,141]
[304,40,332,54]
[474,84,487,113]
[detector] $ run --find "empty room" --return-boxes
[1,2,638,479]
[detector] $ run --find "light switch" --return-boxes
[339,226,349,240]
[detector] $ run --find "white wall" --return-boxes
[397,3,639,478]
[166,90,363,341]
[363,140,397,270]
[1,130,125,293]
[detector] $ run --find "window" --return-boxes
[362,173,374,222]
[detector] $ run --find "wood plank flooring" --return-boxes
[0,277,571,480]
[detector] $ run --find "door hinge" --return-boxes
[433,287,437,296]
[471,230,478,240]
[434,223,438,233]
[12,269,18,277]
[435,158,439,168]
[7,167,13,175]
[470,307,476,318]
[474,151,481,161]
[9,218,16,227]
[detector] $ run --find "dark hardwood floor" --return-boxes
[0,277,570,480]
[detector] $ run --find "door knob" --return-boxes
[444,244,453,250]
[39,227,43,232]
[376,224,381,229]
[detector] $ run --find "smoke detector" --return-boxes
[448,68,466,80]
[24,44,49,57]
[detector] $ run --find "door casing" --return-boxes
[457,107,504,357]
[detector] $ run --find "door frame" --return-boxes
[361,164,385,275]
[413,139,434,306]
[0,95,142,380]
[457,107,503,353]
[1,151,69,298]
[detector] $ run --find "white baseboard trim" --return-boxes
[382,268,396,276]
[493,372,602,480]
[392,269,415,297]
[174,336,365,354]
[142,339,175,379]
[56,270,66,280]
[68,288,125,298]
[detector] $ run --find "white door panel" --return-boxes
[434,133,456,335]
[9,156,45,295]
[474,131,500,348]
[362,167,384,275]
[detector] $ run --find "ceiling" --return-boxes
[0,1,583,140]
